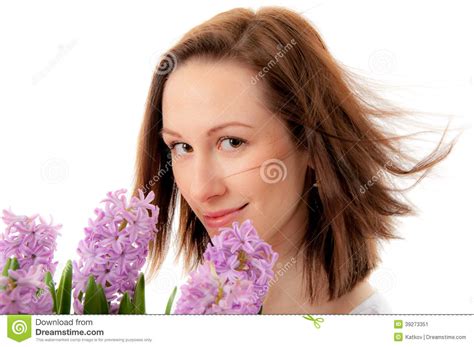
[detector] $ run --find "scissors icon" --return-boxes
[302,315,325,329]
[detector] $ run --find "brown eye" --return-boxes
[169,142,193,156]
[219,137,246,151]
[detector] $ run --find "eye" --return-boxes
[218,137,247,151]
[168,142,193,156]
[166,137,247,157]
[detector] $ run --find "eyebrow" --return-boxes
[159,121,253,138]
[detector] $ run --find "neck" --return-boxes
[261,202,374,314]
[261,199,318,313]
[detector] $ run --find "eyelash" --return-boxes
[167,136,247,154]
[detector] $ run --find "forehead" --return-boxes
[162,59,272,134]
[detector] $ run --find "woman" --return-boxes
[134,7,454,313]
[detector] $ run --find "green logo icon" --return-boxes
[302,315,325,329]
[394,332,403,342]
[394,320,403,329]
[7,315,32,342]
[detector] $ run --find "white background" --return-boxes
[0,0,472,314]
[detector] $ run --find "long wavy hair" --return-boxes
[133,6,457,304]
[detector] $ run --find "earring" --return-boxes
[313,179,319,187]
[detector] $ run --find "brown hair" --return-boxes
[133,7,457,304]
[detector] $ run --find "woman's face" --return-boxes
[161,58,310,247]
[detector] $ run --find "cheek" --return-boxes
[243,181,288,235]
[171,167,194,207]
[171,164,187,189]
[250,162,306,234]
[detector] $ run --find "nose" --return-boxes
[188,153,226,205]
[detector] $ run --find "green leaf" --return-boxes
[96,284,110,314]
[165,286,177,315]
[10,257,19,270]
[131,273,145,314]
[84,276,109,314]
[0,258,13,290]
[44,272,58,314]
[83,275,98,314]
[56,260,72,314]
[118,292,133,314]
[2,258,12,276]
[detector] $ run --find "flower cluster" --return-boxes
[0,209,60,274]
[174,219,278,314]
[72,189,159,314]
[0,209,60,314]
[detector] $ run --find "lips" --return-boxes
[203,203,248,228]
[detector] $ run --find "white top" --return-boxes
[349,290,392,314]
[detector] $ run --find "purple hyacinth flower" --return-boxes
[72,189,159,314]
[0,209,60,314]
[175,219,278,314]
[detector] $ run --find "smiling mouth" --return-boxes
[227,203,248,215]
[204,203,249,218]
[235,203,248,213]
[203,203,248,228]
